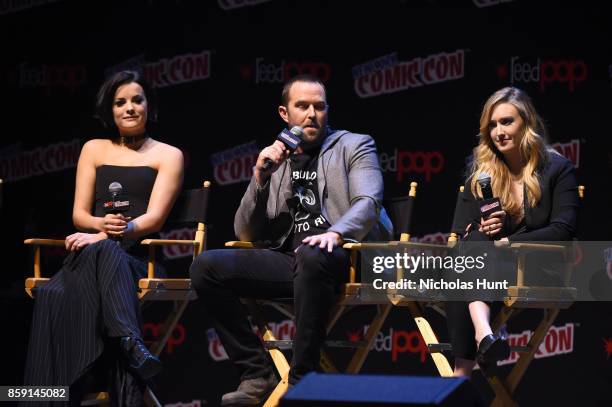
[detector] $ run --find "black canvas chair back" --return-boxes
[383,181,417,241]
[167,185,210,225]
[448,185,466,243]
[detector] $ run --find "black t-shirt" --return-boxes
[287,148,331,250]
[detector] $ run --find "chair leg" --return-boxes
[263,371,290,407]
[80,392,110,406]
[489,377,518,407]
[144,387,162,407]
[489,308,560,407]
[491,306,518,334]
[325,304,346,335]
[406,301,454,377]
[507,308,560,392]
[319,350,340,373]
[150,299,190,357]
[246,300,292,378]
[345,304,392,374]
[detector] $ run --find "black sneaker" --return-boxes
[120,337,162,380]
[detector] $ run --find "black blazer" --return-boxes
[454,150,580,241]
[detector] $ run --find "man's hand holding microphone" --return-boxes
[254,126,304,186]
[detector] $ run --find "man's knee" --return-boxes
[295,245,346,281]
[296,245,326,269]
[189,250,227,290]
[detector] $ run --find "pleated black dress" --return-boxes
[24,165,159,406]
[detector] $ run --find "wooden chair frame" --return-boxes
[24,180,211,407]
[223,182,434,407]
[422,185,585,407]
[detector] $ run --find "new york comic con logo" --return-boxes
[352,50,465,98]
[497,56,588,92]
[208,320,295,361]
[218,0,272,10]
[551,139,580,168]
[211,141,259,186]
[241,57,332,84]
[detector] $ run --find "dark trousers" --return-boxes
[24,239,147,406]
[446,230,497,361]
[189,245,350,384]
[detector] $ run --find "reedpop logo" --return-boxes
[379,149,445,182]
[142,322,185,354]
[497,57,588,92]
[242,57,331,84]
[348,327,428,363]
[18,62,87,91]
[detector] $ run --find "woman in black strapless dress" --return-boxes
[24,70,184,406]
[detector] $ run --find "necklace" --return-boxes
[118,133,148,146]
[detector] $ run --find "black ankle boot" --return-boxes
[476,334,510,377]
[119,337,162,380]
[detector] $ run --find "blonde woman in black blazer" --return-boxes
[447,87,580,377]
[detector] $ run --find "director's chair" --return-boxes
[24,180,211,406]
[225,182,422,407]
[423,184,585,406]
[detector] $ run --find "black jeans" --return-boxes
[189,245,350,384]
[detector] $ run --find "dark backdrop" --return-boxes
[1,1,611,406]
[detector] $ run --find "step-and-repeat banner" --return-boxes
[1,1,610,405]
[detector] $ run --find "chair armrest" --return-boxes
[225,241,268,248]
[509,242,565,252]
[24,238,67,280]
[508,243,568,288]
[24,238,66,246]
[343,241,452,251]
[343,242,392,250]
[140,239,201,279]
[141,239,200,246]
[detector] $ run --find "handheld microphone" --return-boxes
[477,172,502,219]
[261,126,304,171]
[104,182,130,214]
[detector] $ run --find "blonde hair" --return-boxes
[469,87,548,220]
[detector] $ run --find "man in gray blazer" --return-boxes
[190,74,392,406]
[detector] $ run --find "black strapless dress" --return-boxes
[24,165,159,406]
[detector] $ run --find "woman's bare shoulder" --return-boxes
[80,139,113,163]
[150,139,184,163]
[82,138,112,150]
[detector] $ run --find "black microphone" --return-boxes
[103,182,130,214]
[261,126,304,171]
[477,172,502,219]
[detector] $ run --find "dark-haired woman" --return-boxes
[24,71,183,405]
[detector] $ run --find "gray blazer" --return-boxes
[234,129,393,248]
